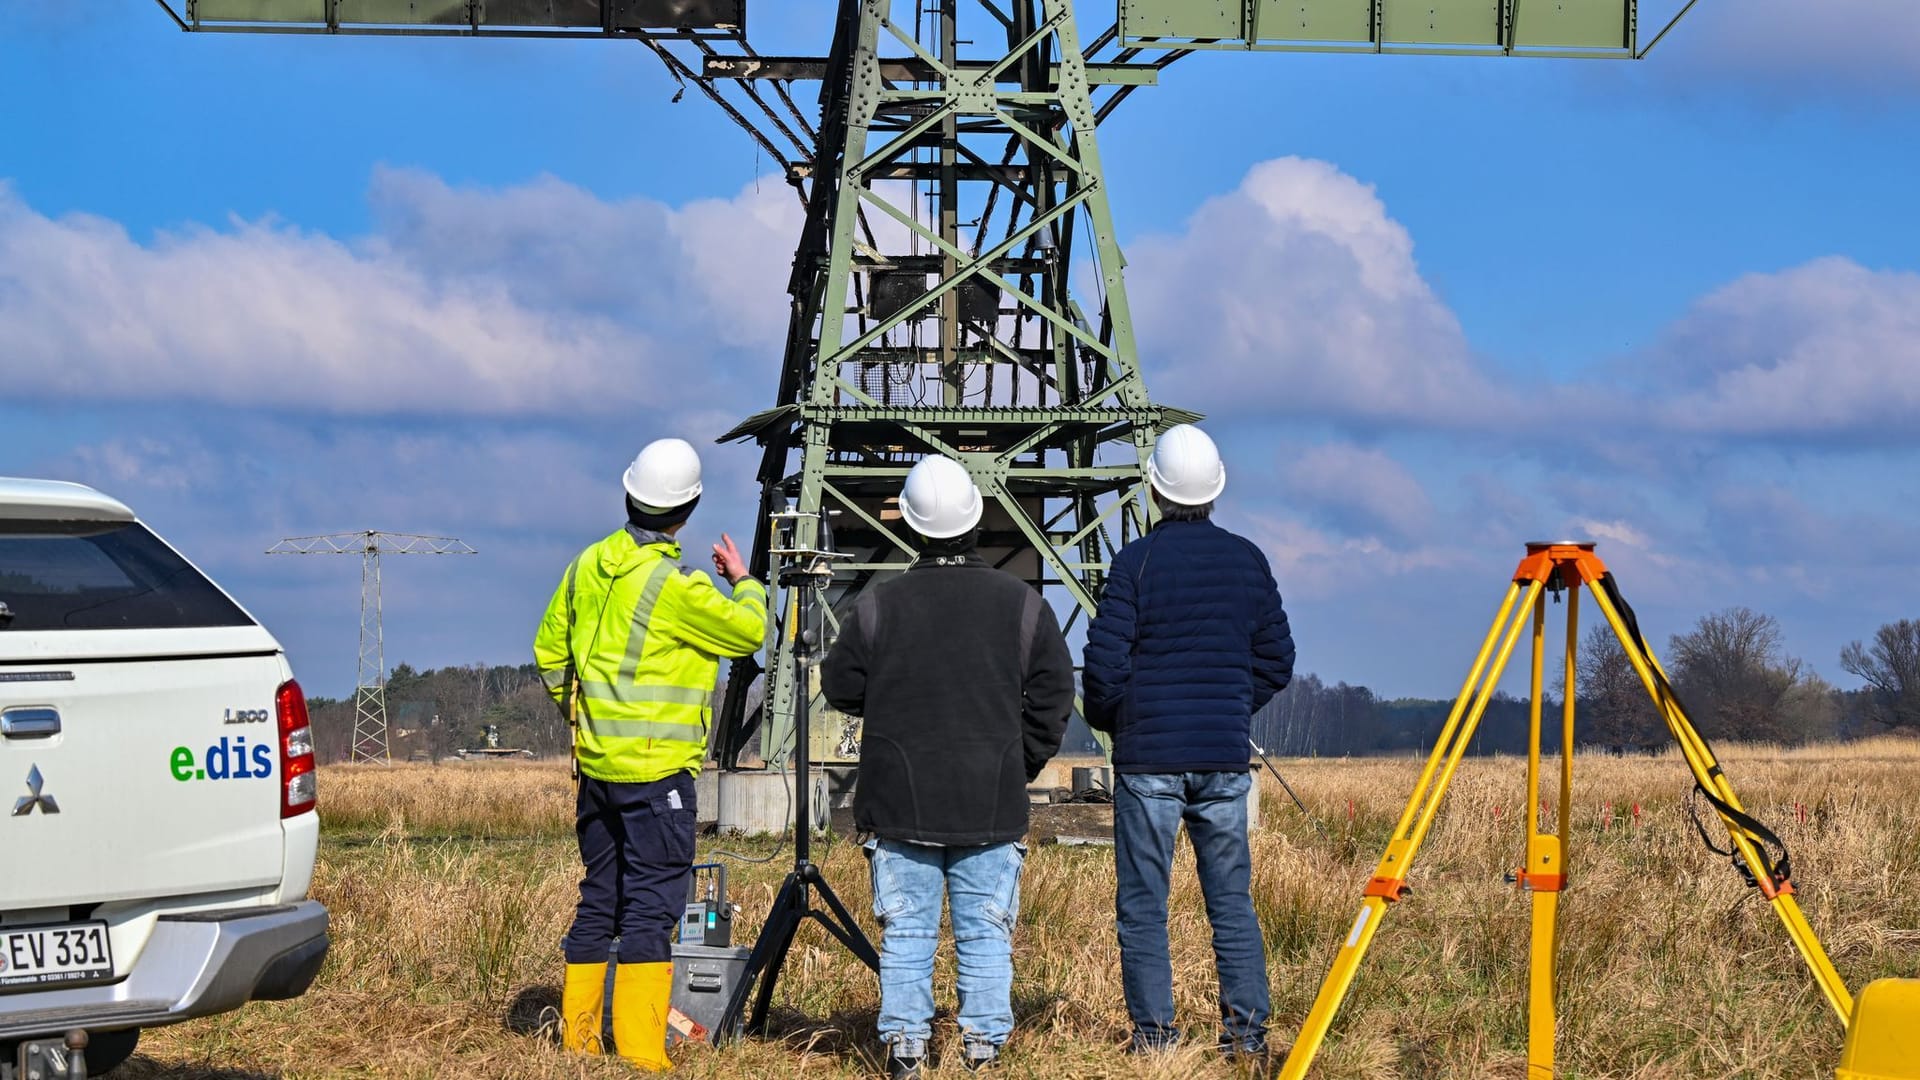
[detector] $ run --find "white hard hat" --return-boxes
[898,455,983,539]
[1147,424,1226,506]
[622,438,703,511]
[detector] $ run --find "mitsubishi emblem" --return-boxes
[12,765,59,816]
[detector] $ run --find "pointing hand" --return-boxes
[712,533,748,585]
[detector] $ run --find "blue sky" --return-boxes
[4,1,1919,699]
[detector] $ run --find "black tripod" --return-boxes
[716,554,878,1040]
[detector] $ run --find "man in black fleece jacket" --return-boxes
[821,454,1074,1077]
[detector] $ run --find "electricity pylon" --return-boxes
[267,532,477,765]
[164,0,1694,772]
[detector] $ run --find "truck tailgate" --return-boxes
[1,650,290,911]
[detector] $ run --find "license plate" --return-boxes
[0,922,113,988]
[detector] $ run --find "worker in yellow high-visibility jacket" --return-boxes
[533,437,767,1071]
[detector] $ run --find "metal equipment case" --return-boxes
[668,943,752,1044]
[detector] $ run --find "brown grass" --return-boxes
[315,760,577,838]
[117,743,1920,1079]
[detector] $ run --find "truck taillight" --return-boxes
[277,679,317,818]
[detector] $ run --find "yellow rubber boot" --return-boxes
[560,962,607,1054]
[611,961,674,1071]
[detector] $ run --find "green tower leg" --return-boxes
[717,0,1188,768]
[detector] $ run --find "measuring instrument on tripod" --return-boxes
[713,506,878,1041]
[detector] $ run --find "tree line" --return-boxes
[1259,610,1920,756]
[306,612,1920,764]
[307,662,570,764]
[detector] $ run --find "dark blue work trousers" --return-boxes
[562,771,697,965]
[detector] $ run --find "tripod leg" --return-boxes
[1559,587,1577,903]
[1386,581,1531,842]
[1524,842,1565,1080]
[1586,581,1855,1025]
[805,869,881,970]
[747,904,803,1037]
[720,865,883,1041]
[717,873,805,1041]
[1520,591,1565,1079]
[1280,578,1546,1080]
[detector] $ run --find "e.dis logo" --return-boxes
[170,737,274,783]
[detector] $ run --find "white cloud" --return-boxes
[49,156,1920,451]
[1238,510,1464,600]
[64,436,223,494]
[1703,482,1920,577]
[0,173,804,417]
[1118,159,1920,449]
[1234,515,1355,599]
[367,168,681,319]
[44,418,768,552]
[368,167,805,352]
[1572,519,1652,551]
[1279,442,1435,540]
[1642,257,1920,440]
[1127,157,1505,424]
[668,181,812,351]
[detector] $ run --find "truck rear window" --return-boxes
[0,520,254,630]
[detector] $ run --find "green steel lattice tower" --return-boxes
[171,0,1680,773]
[712,0,1194,768]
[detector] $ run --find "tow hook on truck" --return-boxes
[4,1029,90,1080]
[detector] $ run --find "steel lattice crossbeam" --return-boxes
[157,0,745,38]
[268,532,477,556]
[1120,0,1647,55]
[267,531,476,764]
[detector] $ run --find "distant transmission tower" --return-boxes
[267,532,477,764]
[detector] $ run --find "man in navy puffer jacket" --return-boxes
[1083,424,1294,1061]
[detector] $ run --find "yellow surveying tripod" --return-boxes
[1278,542,1871,1080]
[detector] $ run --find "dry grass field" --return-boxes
[118,741,1920,1079]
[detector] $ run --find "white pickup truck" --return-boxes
[0,479,328,1078]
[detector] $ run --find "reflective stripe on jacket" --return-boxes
[533,527,768,783]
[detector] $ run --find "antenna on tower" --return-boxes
[267,531,477,765]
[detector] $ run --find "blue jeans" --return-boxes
[867,838,1026,1060]
[1113,770,1269,1052]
